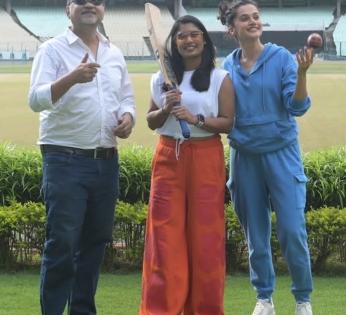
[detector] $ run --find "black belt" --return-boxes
[40,144,116,160]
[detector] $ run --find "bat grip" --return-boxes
[179,119,190,139]
[172,101,190,139]
[169,84,190,139]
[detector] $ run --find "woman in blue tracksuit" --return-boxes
[218,1,314,315]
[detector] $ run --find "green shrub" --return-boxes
[0,143,153,206]
[0,144,42,205]
[0,143,345,210]
[104,201,147,270]
[1,201,345,274]
[0,202,45,268]
[0,205,16,267]
[226,206,346,274]
[304,147,346,209]
[306,207,346,272]
[226,146,346,210]
[0,201,148,271]
[118,146,152,203]
[225,203,247,272]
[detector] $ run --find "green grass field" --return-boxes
[0,62,345,314]
[0,60,345,152]
[0,272,345,315]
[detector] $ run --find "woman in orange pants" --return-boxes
[139,15,235,315]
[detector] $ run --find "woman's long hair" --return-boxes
[165,15,215,92]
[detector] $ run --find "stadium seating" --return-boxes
[0,2,341,59]
[103,5,174,57]
[0,7,40,59]
[188,6,334,32]
[187,5,334,56]
[258,0,279,7]
[8,4,174,58]
[281,0,308,6]
[260,6,334,31]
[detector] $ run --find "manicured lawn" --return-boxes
[0,61,346,152]
[0,272,345,315]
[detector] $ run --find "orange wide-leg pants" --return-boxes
[139,135,226,315]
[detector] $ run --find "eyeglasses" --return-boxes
[176,31,203,41]
[71,0,105,6]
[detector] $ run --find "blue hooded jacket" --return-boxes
[223,43,311,154]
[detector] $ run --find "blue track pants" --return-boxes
[228,142,313,302]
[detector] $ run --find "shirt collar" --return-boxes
[65,27,110,47]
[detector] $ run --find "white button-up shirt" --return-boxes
[29,28,135,149]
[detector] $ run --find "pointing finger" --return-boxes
[87,63,101,68]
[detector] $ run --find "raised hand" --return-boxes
[50,53,101,103]
[72,53,100,83]
[296,47,314,74]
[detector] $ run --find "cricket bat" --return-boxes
[145,3,190,139]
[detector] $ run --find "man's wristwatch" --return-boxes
[195,114,205,128]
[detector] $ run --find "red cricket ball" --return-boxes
[307,33,323,49]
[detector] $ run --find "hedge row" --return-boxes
[0,143,345,209]
[1,201,345,273]
[0,144,153,206]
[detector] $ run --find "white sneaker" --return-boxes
[252,300,276,315]
[296,302,313,315]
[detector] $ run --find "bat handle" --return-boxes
[172,100,190,139]
[178,119,190,139]
[169,85,190,138]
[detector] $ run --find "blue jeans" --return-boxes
[40,151,119,315]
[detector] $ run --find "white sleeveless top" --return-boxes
[150,68,228,139]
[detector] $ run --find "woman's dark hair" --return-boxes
[218,0,259,27]
[165,15,215,92]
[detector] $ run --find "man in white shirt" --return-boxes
[28,1,135,314]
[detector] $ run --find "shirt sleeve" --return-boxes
[150,71,165,108]
[281,51,311,116]
[28,44,57,112]
[117,55,136,123]
[222,57,233,80]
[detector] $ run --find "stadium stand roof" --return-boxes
[0,7,40,57]
[10,6,69,39]
[7,4,175,57]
